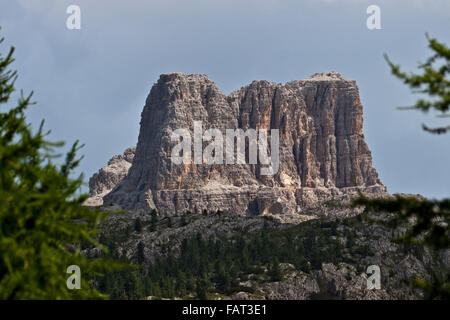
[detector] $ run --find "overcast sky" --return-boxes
[1,0,449,198]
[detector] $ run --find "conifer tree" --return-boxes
[134,217,142,233]
[355,34,450,299]
[269,257,282,282]
[148,209,157,232]
[136,242,145,265]
[0,30,123,299]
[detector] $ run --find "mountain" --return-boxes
[83,73,448,300]
[88,71,386,215]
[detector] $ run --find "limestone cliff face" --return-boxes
[96,72,385,215]
[84,147,135,206]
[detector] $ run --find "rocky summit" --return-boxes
[88,71,386,215]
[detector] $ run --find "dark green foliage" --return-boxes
[149,209,157,218]
[268,257,282,282]
[385,34,450,133]
[136,242,145,265]
[97,216,349,299]
[354,195,450,299]
[309,276,343,300]
[0,30,124,299]
[195,277,208,300]
[148,210,157,232]
[134,218,142,233]
[354,196,449,250]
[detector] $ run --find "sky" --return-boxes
[1,0,449,198]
